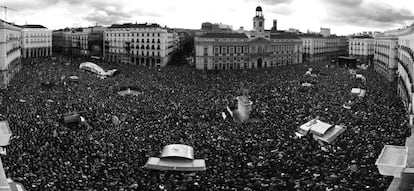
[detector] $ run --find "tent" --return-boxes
[117,87,143,96]
[298,119,346,144]
[356,74,366,82]
[358,89,366,97]
[298,119,332,136]
[351,88,361,94]
[79,62,117,77]
[144,144,206,171]
[312,125,346,144]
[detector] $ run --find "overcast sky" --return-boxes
[2,0,414,35]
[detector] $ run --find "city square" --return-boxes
[0,0,414,190]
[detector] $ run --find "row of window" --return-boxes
[106,38,162,44]
[106,33,162,37]
[25,33,51,37]
[108,44,161,50]
[108,49,162,57]
[209,59,294,70]
[25,39,51,43]
[208,45,295,55]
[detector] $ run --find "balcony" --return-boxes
[397,57,413,85]
[400,45,414,61]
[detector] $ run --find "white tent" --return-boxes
[298,119,332,136]
[297,119,346,144]
[312,125,346,144]
[79,62,117,77]
[144,144,206,171]
[351,88,361,94]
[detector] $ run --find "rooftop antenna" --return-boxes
[0,6,17,21]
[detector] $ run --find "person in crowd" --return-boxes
[0,56,406,190]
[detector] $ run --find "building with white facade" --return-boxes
[300,33,348,63]
[349,36,374,63]
[104,23,177,67]
[0,20,21,88]
[396,25,414,120]
[373,34,398,82]
[21,25,52,58]
[194,6,303,70]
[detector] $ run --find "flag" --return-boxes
[226,106,234,118]
[221,112,227,120]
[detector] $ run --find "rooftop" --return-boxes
[299,33,346,38]
[199,32,248,39]
[270,32,300,39]
[350,35,373,39]
[21,24,47,29]
[109,23,162,29]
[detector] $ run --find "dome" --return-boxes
[256,6,262,12]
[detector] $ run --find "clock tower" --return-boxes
[253,6,265,33]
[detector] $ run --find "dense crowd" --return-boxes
[0,55,409,190]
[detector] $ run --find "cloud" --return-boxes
[83,1,163,26]
[322,0,414,28]
[84,6,132,25]
[84,11,128,25]
[322,0,363,7]
[261,0,293,5]
[4,0,85,11]
[268,4,294,15]
[245,0,293,6]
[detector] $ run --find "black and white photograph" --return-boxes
[0,0,414,190]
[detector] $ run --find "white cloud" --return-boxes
[1,0,413,35]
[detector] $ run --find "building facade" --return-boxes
[104,23,177,67]
[349,36,374,64]
[194,6,303,70]
[0,20,21,88]
[373,35,398,82]
[396,25,414,119]
[300,34,348,63]
[71,28,89,56]
[21,25,52,58]
[201,22,233,33]
[52,29,72,54]
[71,26,105,58]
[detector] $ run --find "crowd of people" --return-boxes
[0,55,408,190]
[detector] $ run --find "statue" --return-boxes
[235,82,253,123]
